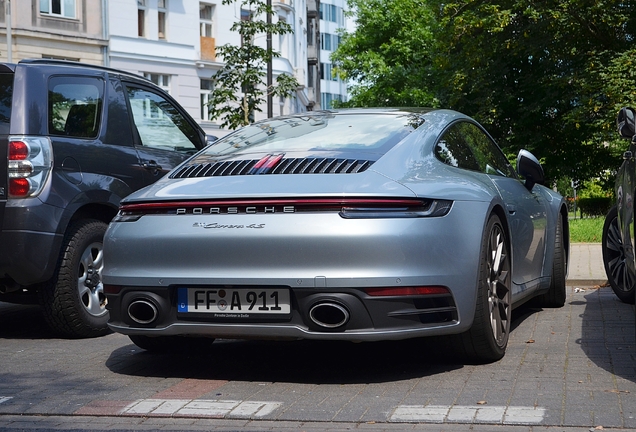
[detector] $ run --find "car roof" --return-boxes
[3,59,152,84]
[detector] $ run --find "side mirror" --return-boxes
[617,107,636,139]
[517,149,544,191]
[206,135,219,146]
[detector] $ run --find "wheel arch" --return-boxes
[68,202,118,226]
[489,202,513,263]
[559,203,570,273]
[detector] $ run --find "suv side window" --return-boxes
[125,85,199,153]
[435,122,515,177]
[49,76,104,138]
[0,73,12,135]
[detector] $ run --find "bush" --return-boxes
[577,197,613,217]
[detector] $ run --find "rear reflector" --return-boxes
[104,285,123,295]
[364,286,450,297]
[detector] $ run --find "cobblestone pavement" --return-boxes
[0,244,634,432]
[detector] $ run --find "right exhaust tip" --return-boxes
[309,302,350,329]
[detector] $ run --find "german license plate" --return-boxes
[177,287,291,315]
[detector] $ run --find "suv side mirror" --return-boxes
[517,149,545,191]
[206,135,219,146]
[617,107,636,140]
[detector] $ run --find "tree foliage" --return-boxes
[331,0,438,107]
[333,0,636,185]
[208,0,299,130]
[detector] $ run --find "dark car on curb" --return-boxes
[602,107,636,306]
[0,59,209,338]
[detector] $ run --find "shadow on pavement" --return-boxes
[106,337,464,384]
[0,302,54,339]
[578,287,636,383]
[104,308,541,385]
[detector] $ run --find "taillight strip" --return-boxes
[119,198,428,212]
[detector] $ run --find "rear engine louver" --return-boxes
[170,157,374,179]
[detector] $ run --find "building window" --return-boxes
[200,79,213,120]
[200,3,214,37]
[321,92,342,109]
[240,8,252,45]
[320,63,338,82]
[138,0,146,37]
[319,3,341,25]
[279,17,288,58]
[40,0,76,19]
[158,0,168,40]
[143,73,171,94]
[42,54,80,62]
[321,33,340,51]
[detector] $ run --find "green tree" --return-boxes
[428,0,636,183]
[333,0,636,186]
[331,0,438,107]
[208,0,299,129]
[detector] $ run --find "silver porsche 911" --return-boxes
[103,108,569,363]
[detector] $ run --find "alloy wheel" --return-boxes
[77,241,107,318]
[487,224,511,347]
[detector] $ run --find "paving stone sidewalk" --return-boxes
[0,242,633,432]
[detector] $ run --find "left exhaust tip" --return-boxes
[127,299,158,325]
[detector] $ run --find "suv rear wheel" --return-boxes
[39,219,110,338]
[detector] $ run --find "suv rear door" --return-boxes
[122,80,205,184]
[48,73,148,195]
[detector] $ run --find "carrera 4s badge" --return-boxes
[193,222,265,229]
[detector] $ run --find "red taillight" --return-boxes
[9,178,30,197]
[7,136,52,198]
[9,140,29,160]
[364,286,450,297]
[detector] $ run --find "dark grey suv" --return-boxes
[0,59,209,337]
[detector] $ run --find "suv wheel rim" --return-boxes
[78,241,107,317]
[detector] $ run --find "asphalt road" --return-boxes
[0,279,634,432]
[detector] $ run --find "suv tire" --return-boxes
[39,219,109,338]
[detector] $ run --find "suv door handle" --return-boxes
[142,160,163,174]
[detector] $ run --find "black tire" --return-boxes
[39,219,110,338]
[129,335,215,354]
[602,205,636,304]
[537,216,567,308]
[457,214,512,363]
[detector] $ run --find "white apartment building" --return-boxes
[319,0,349,108]
[0,0,318,136]
[108,0,315,135]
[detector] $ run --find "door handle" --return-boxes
[142,160,163,174]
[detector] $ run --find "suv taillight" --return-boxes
[8,136,53,198]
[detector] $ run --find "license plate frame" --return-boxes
[177,287,291,317]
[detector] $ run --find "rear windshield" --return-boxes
[0,73,13,134]
[202,113,419,159]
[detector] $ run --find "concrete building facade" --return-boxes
[0,0,107,64]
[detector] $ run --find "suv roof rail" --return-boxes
[16,59,152,83]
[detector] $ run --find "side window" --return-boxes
[435,123,480,171]
[435,122,514,177]
[49,76,104,139]
[0,73,13,135]
[125,85,199,153]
